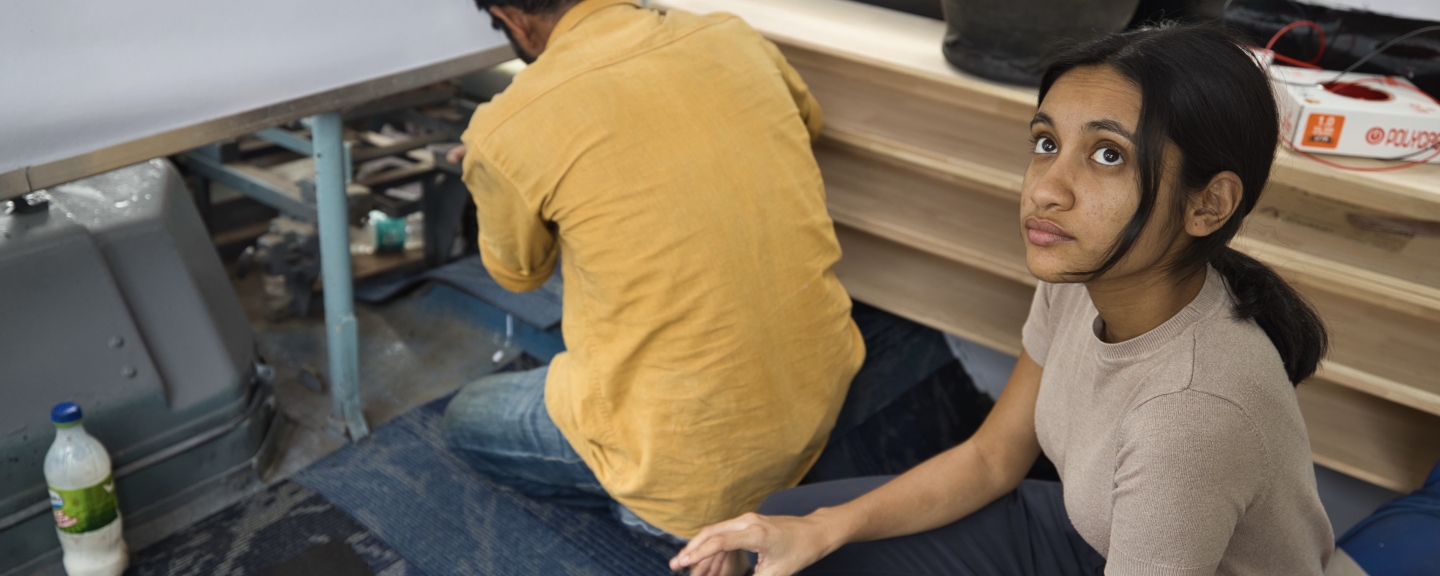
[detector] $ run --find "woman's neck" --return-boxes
[1085,267,1206,343]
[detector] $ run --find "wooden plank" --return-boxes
[654,0,1036,120]
[1274,149,1440,226]
[1305,287,1440,417]
[1233,235,1440,324]
[790,47,1034,182]
[833,224,1031,356]
[1250,184,1440,284]
[818,139,1034,286]
[350,246,425,281]
[315,246,426,291]
[1299,378,1440,493]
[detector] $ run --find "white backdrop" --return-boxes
[1305,0,1439,21]
[0,0,508,175]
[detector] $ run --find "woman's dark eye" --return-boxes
[1033,137,1057,154]
[1091,147,1123,166]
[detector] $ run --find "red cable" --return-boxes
[1287,140,1440,172]
[1266,20,1327,69]
[1266,20,1439,171]
[1323,77,1440,106]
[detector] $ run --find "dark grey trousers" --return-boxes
[758,476,1106,576]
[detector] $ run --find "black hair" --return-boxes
[472,0,574,14]
[1038,22,1328,385]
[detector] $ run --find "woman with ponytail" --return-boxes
[671,22,1334,576]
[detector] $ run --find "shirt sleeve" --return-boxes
[1021,282,1055,366]
[759,37,824,142]
[1106,391,1268,576]
[461,149,559,293]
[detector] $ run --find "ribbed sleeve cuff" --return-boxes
[1105,550,1220,576]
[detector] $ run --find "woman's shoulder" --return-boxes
[1187,308,1296,406]
[1121,308,1308,464]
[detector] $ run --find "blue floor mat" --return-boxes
[293,396,679,576]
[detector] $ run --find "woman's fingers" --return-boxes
[674,530,747,570]
[693,553,720,576]
[671,515,771,570]
[671,516,758,570]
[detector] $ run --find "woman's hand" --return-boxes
[669,512,846,576]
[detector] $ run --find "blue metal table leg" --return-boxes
[312,111,370,441]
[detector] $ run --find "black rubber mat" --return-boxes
[254,539,372,576]
[124,481,416,576]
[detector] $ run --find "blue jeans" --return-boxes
[441,366,683,543]
[760,477,1106,575]
[442,302,965,542]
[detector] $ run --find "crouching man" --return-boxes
[442,0,864,566]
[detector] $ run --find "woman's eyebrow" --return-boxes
[1030,112,1053,128]
[1084,119,1134,143]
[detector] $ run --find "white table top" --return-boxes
[1,0,512,197]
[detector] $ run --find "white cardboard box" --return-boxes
[1270,65,1440,163]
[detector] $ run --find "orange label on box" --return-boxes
[1303,113,1345,149]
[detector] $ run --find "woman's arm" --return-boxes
[672,351,1048,576]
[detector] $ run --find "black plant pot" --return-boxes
[940,0,1141,86]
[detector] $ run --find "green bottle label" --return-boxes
[49,475,119,534]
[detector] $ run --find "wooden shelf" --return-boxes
[818,139,1033,286]
[833,225,1030,356]
[656,0,1440,320]
[821,134,1440,418]
[1300,378,1440,493]
[833,223,1440,493]
[798,57,1440,319]
[654,0,1440,490]
[656,0,1440,220]
[821,80,1439,316]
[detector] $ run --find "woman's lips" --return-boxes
[1025,217,1074,247]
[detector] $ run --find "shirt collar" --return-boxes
[549,0,641,46]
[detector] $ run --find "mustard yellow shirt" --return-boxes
[459,0,864,537]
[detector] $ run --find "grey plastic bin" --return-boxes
[0,159,278,575]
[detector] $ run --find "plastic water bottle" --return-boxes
[44,403,128,576]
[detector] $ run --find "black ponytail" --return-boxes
[1211,248,1328,383]
[1039,23,1328,385]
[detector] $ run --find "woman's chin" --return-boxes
[1025,252,1086,285]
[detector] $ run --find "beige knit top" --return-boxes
[1023,268,1334,575]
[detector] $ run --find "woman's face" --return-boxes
[1020,65,1180,284]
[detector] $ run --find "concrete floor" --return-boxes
[244,270,512,483]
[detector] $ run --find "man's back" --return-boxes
[460,0,864,537]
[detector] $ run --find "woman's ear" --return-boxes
[1185,171,1242,238]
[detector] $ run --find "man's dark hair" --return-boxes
[472,0,574,14]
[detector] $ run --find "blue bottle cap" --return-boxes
[51,402,82,427]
